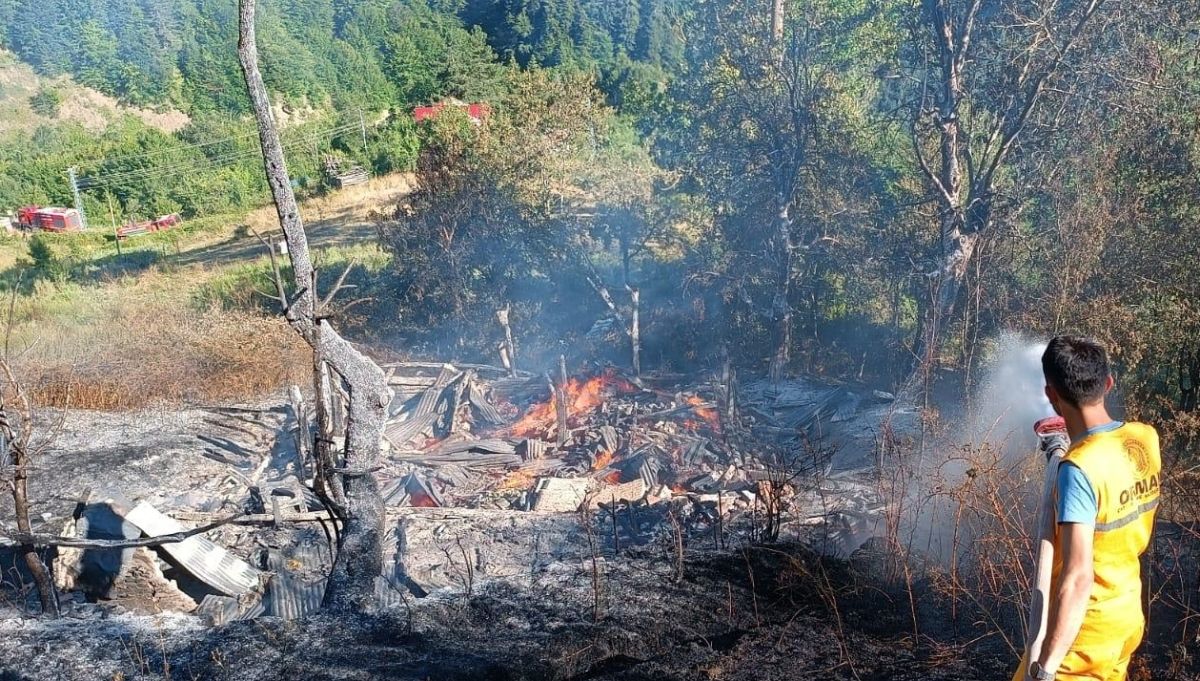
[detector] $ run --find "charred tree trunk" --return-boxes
[238,0,390,613]
[556,355,569,450]
[288,385,310,478]
[496,305,517,377]
[1179,347,1200,412]
[1,402,57,615]
[312,355,344,511]
[912,0,967,381]
[628,287,641,378]
[319,337,389,610]
[769,195,796,383]
[8,454,57,614]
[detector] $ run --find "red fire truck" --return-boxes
[116,213,182,239]
[16,206,84,233]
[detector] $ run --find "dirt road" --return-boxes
[172,173,413,270]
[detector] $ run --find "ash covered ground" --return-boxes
[0,372,1194,680]
[0,541,1012,681]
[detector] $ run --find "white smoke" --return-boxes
[967,332,1055,462]
[907,332,1054,564]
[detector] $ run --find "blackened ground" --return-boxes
[3,542,1141,681]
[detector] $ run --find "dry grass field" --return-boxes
[0,174,407,409]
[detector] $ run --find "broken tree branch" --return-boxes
[0,513,247,551]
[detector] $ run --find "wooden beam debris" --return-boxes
[496,305,518,377]
[1,511,248,550]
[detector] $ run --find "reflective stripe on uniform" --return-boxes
[1095,498,1160,532]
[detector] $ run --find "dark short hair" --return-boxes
[1042,335,1110,407]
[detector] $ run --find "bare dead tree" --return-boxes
[0,362,57,616]
[691,1,855,383]
[772,0,786,43]
[0,279,56,615]
[905,0,1112,381]
[237,0,391,612]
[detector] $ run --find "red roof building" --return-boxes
[413,101,490,125]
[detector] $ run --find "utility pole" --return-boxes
[68,167,88,230]
[107,193,121,256]
[357,110,367,153]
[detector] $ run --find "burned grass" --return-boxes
[0,544,1014,681]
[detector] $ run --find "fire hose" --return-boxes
[1021,416,1070,671]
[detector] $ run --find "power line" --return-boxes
[99,126,265,167]
[79,122,360,188]
[95,110,367,168]
[78,122,362,191]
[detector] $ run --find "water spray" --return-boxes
[967,334,1054,457]
[970,334,1065,671]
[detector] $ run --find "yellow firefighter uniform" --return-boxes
[1014,422,1160,681]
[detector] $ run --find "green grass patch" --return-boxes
[0,212,244,284]
[193,242,391,312]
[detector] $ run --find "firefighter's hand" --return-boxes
[1034,416,1069,460]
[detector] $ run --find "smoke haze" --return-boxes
[967,332,1055,463]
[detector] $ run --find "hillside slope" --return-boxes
[0,50,188,138]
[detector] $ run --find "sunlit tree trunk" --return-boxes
[908,0,1106,383]
[238,0,391,612]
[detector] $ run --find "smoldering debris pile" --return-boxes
[2,362,913,623]
[375,361,896,528]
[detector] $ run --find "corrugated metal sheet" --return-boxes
[374,576,407,610]
[195,594,265,626]
[266,573,325,620]
[384,365,461,448]
[266,547,326,620]
[384,411,439,449]
[124,501,262,596]
[468,378,508,425]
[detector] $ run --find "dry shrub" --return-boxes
[1149,469,1200,667]
[870,424,1200,675]
[11,285,308,409]
[921,443,1039,651]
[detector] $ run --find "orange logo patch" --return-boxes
[1125,439,1151,477]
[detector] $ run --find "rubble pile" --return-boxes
[377,362,901,546]
[1,362,915,623]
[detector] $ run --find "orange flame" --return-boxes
[604,470,623,485]
[592,449,616,470]
[498,470,535,490]
[685,396,720,431]
[510,371,637,438]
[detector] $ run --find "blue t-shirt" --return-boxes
[1055,421,1124,525]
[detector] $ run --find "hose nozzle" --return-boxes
[1034,416,1069,460]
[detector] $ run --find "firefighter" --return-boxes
[1016,336,1161,681]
